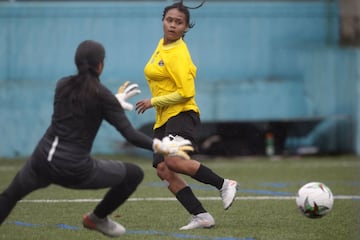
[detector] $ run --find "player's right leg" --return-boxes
[0,158,50,225]
[220,179,238,210]
[164,155,238,210]
[156,162,215,230]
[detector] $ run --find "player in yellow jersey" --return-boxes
[136,1,238,230]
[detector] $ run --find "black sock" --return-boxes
[192,164,224,190]
[176,186,206,215]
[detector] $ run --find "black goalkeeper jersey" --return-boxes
[31,77,152,184]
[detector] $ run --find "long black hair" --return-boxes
[57,40,105,114]
[162,0,205,37]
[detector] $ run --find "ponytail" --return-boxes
[58,40,105,114]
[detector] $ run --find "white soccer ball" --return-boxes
[296,182,334,218]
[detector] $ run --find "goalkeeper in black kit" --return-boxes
[0,40,193,238]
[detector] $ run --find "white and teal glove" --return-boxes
[153,135,194,160]
[115,81,141,111]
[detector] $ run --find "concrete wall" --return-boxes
[0,1,358,157]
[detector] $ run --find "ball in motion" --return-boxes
[296,182,334,218]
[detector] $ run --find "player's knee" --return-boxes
[156,162,171,180]
[124,163,144,185]
[164,156,183,173]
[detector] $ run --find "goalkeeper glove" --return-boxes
[153,135,194,160]
[115,81,141,111]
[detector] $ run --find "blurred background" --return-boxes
[0,0,359,158]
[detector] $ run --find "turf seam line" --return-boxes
[19,195,360,203]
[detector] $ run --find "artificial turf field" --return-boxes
[0,155,359,240]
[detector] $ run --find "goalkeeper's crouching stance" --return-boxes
[0,40,193,238]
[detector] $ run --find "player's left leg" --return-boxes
[73,160,143,237]
[91,162,144,218]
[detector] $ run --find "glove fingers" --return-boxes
[169,151,190,160]
[118,81,130,93]
[179,146,194,152]
[124,83,140,94]
[162,137,191,147]
[124,89,141,100]
[178,140,192,146]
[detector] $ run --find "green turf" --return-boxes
[0,155,359,240]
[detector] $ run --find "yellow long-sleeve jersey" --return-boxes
[144,38,200,129]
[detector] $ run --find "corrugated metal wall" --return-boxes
[0,1,358,157]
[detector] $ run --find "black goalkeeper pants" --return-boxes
[0,157,144,224]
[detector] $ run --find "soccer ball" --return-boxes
[296,182,334,218]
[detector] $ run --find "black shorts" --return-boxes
[152,110,200,168]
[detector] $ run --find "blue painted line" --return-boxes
[56,223,80,230]
[241,189,293,196]
[8,221,254,240]
[12,221,42,227]
[260,182,289,188]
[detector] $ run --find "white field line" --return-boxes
[19,195,360,203]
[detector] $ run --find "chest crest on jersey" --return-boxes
[158,60,164,66]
